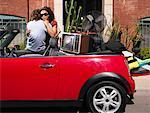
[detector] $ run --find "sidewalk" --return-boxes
[125,75,150,113]
[133,74,150,90]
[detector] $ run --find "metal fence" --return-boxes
[140,21,150,48]
[0,16,26,48]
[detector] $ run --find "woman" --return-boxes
[40,6,58,48]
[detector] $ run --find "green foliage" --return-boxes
[123,24,143,49]
[105,21,144,51]
[105,21,122,42]
[65,0,82,32]
[139,48,150,59]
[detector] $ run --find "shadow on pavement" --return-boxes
[1,107,90,113]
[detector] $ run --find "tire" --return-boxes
[86,81,127,113]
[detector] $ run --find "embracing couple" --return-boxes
[25,6,58,54]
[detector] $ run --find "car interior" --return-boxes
[0,28,126,58]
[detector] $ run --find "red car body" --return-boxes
[0,52,135,112]
[0,28,136,113]
[0,54,135,99]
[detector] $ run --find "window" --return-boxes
[140,18,150,48]
[76,0,102,16]
[63,0,103,30]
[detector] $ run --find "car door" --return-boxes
[0,56,59,100]
[55,55,99,100]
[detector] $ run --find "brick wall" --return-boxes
[29,0,54,18]
[1,0,149,28]
[114,0,150,26]
[0,0,28,18]
[0,0,54,21]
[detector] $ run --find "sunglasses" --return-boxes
[40,13,49,16]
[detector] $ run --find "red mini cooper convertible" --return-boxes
[0,29,135,113]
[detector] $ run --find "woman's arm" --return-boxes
[44,20,57,37]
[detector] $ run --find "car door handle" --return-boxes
[40,63,55,69]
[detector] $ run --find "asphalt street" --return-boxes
[1,75,150,113]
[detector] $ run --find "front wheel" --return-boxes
[86,81,127,113]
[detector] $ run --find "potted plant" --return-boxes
[105,21,144,53]
[65,0,82,33]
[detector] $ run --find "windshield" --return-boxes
[0,29,20,48]
[0,33,9,45]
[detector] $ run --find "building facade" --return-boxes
[0,0,54,21]
[1,0,150,26]
[114,0,150,26]
[0,0,150,47]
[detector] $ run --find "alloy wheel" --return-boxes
[93,86,122,113]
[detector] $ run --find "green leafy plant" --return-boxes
[138,48,150,59]
[105,21,122,42]
[105,21,144,51]
[65,0,82,32]
[122,24,143,49]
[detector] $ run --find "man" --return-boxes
[25,9,47,52]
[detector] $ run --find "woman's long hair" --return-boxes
[40,6,55,22]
